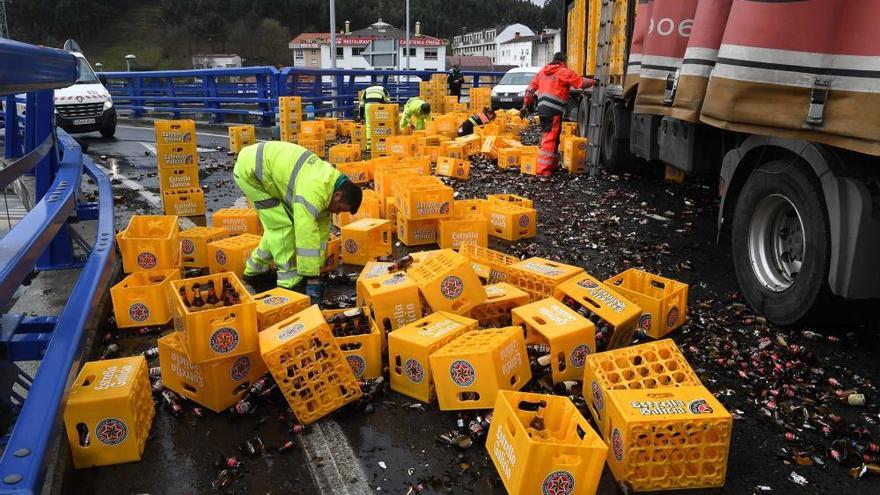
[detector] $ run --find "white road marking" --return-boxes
[299,421,372,495]
[93,163,195,229]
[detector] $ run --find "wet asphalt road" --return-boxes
[67,124,880,495]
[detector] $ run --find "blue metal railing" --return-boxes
[0,38,116,494]
[100,66,504,125]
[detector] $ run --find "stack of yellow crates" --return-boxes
[278,96,302,143]
[228,125,256,154]
[368,104,399,156]
[154,120,205,216]
[469,87,491,113]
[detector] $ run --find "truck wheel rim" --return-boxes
[748,194,805,292]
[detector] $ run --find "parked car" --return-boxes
[490,67,539,110]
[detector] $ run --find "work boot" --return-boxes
[242,271,277,294]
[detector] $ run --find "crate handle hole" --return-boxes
[576,425,586,440]
[556,352,566,372]
[531,316,547,326]
[553,453,582,466]
[341,341,363,351]
[516,399,544,412]
[509,375,518,386]
[394,355,402,375]
[646,392,674,399]
[182,382,197,393]
[457,392,480,401]
[580,296,600,309]
[75,423,90,447]
[80,374,96,387]
[650,280,666,290]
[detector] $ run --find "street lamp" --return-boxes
[124,54,136,72]
[329,0,336,69]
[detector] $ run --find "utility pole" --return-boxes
[329,0,337,69]
[0,0,9,39]
[405,0,410,71]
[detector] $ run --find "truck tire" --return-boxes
[100,126,116,138]
[600,102,632,172]
[731,159,830,325]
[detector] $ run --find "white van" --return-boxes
[54,40,116,137]
[490,67,539,110]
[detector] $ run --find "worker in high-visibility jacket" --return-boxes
[399,97,432,132]
[457,107,496,137]
[358,85,391,144]
[522,52,596,175]
[233,141,363,303]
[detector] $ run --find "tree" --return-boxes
[228,17,292,66]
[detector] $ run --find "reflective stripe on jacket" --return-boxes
[468,113,490,127]
[359,85,390,107]
[234,141,341,276]
[523,62,590,116]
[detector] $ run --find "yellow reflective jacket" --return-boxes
[234,141,341,277]
[399,97,432,130]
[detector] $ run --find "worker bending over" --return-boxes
[522,52,596,175]
[457,107,496,137]
[399,97,432,132]
[234,141,363,303]
[359,85,391,144]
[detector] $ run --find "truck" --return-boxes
[563,0,880,324]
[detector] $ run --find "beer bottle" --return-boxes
[191,284,205,308]
[527,401,548,438]
[206,281,220,307]
[179,286,191,308]
[388,254,414,272]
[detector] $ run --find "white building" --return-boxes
[192,54,242,69]
[497,34,536,68]
[451,24,535,64]
[289,19,446,72]
[531,29,563,67]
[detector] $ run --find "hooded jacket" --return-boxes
[523,62,592,116]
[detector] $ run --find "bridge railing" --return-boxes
[101,67,505,126]
[0,38,116,494]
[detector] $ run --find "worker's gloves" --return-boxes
[583,77,598,88]
[519,107,529,119]
[306,278,325,306]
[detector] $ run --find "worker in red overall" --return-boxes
[521,52,596,175]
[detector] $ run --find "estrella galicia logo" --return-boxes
[344,239,359,254]
[261,296,289,306]
[278,323,305,341]
[666,307,680,328]
[449,360,476,387]
[181,239,195,255]
[96,418,128,446]
[439,275,464,300]
[591,381,604,413]
[128,303,150,322]
[576,278,598,289]
[209,327,240,354]
[688,399,714,415]
[346,355,367,378]
[541,470,575,495]
[215,249,227,265]
[137,251,158,269]
[230,356,251,381]
[570,344,591,368]
[405,358,424,384]
[518,214,530,227]
[612,428,624,462]
[439,202,450,215]
[638,313,652,332]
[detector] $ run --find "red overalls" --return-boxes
[523,62,593,175]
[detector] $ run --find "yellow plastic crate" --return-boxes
[561,121,578,138]
[156,143,197,168]
[298,137,325,158]
[373,165,423,199]
[341,218,392,265]
[480,135,502,159]
[323,307,384,379]
[110,269,181,328]
[443,142,469,160]
[361,271,423,332]
[206,233,262,277]
[278,96,303,118]
[259,305,362,424]
[253,287,311,330]
[488,193,534,208]
[180,226,229,268]
[521,154,538,175]
[562,136,588,174]
[323,232,341,273]
[154,119,195,146]
[458,244,520,283]
[356,261,394,305]
[367,104,399,123]
[605,386,732,491]
[430,327,531,410]
[469,282,530,328]
[162,187,206,217]
[384,196,398,230]
[115,215,181,273]
[335,160,371,184]
[394,175,454,220]
[497,147,522,169]
[299,120,325,139]
[486,391,607,495]
[228,124,256,154]
[435,157,470,180]
[507,257,585,302]
[484,202,537,241]
[388,312,477,403]
[439,215,487,250]
[337,119,354,137]
[158,165,199,190]
[583,339,702,441]
[212,207,262,236]
[328,143,362,164]
[605,269,689,339]
[452,199,485,218]
[157,332,266,413]
[386,135,418,157]
[397,217,439,246]
[554,273,643,351]
[64,357,154,468]
[169,272,258,363]
[407,249,486,315]
[512,297,596,383]
[333,189,380,227]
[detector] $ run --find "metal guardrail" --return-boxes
[0,38,116,494]
[100,66,505,126]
